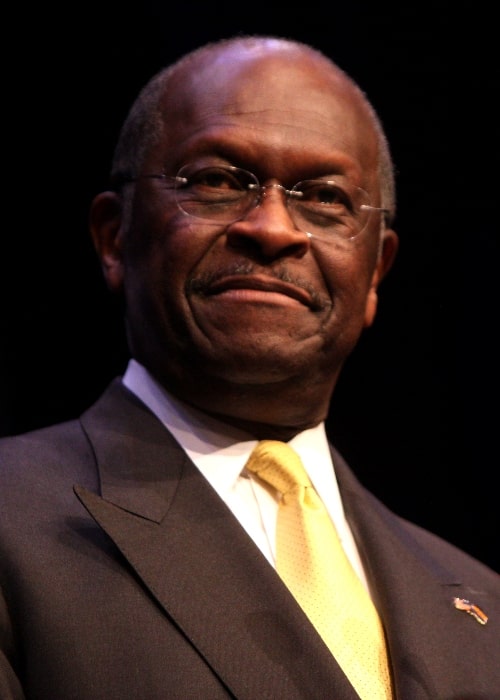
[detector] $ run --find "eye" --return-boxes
[297,180,353,212]
[185,167,248,193]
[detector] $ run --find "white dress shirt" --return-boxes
[122,359,370,592]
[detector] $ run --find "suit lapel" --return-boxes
[332,447,498,699]
[75,381,359,700]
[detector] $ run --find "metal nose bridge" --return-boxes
[249,182,300,206]
[261,183,290,195]
[245,182,312,238]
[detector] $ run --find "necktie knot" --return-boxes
[245,440,311,497]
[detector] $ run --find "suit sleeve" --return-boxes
[0,589,25,700]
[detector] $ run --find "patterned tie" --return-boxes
[245,440,393,699]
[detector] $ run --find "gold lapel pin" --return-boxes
[453,597,488,625]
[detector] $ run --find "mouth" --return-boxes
[187,262,330,312]
[206,274,317,307]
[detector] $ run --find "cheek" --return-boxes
[315,240,380,339]
[319,239,377,300]
[123,207,222,324]
[126,199,210,272]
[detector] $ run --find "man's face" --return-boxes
[101,45,397,423]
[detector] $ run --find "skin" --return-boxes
[90,40,399,440]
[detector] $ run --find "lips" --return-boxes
[203,274,318,309]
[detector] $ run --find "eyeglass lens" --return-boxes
[172,164,377,239]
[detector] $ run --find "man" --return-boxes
[0,35,498,699]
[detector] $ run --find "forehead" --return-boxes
[154,45,378,180]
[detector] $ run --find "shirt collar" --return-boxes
[122,358,344,529]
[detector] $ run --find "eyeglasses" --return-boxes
[122,163,389,240]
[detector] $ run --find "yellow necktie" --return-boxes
[245,440,392,699]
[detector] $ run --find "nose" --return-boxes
[225,184,311,259]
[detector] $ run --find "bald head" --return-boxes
[111,35,396,221]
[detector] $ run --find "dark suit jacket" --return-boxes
[0,379,499,699]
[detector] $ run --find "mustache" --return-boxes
[186,262,330,310]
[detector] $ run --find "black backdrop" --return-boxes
[2,2,498,571]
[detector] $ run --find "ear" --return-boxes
[89,191,125,293]
[364,227,399,328]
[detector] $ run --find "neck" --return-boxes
[191,406,324,442]
[160,373,335,441]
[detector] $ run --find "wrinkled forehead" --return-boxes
[156,45,378,174]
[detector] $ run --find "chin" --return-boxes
[208,356,309,386]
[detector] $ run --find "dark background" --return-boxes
[2,2,498,571]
